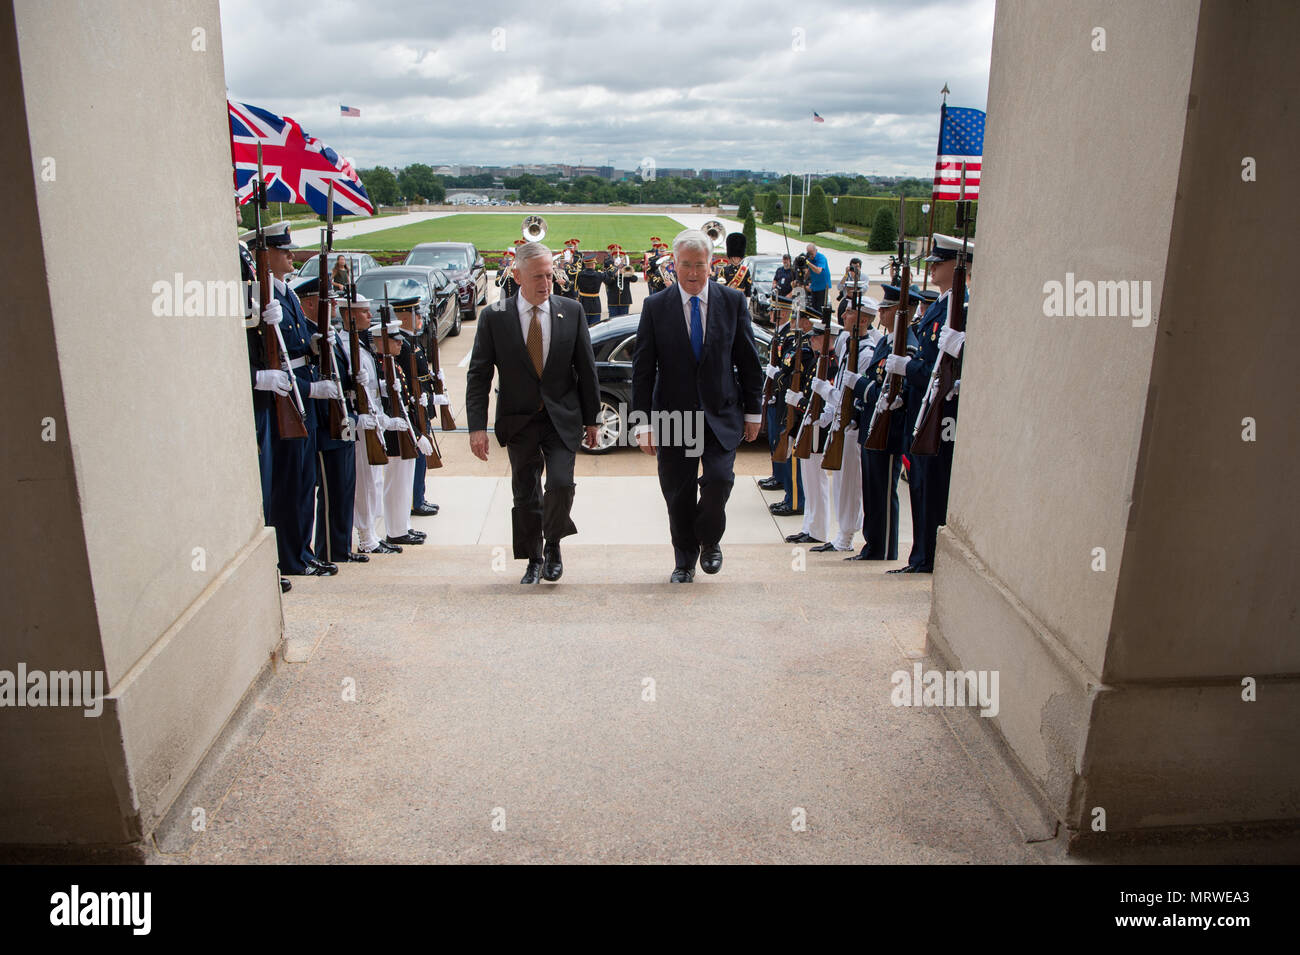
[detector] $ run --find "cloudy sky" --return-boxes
[220,0,993,177]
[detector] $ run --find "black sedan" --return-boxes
[582,314,775,454]
[404,242,488,322]
[355,265,460,348]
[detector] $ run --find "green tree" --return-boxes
[802,184,832,234]
[761,191,781,225]
[868,206,898,252]
[737,196,751,221]
[359,166,398,206]
[398,163,443,203]
[743,210,757,255]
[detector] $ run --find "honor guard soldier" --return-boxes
[811,297,879,553]
[341,295,400,556]
[844,284,919,562]
[644,237,664,292]
[242,221,339,577]
[574,252,606,325]
[394,296,442,519]
[885,235,972,574]
[721,232,751,295]
[782,307,839,544]
[765,307,812,516]
[371,309,427,548]
[603,244,637,317]
[293,276,365,566]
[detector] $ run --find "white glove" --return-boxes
[436,370,446,384]
[946,379,961,401]
[884,354,910,376]
[810,378,834,401]
[254,370,292,395]
[763,363,780,380]
[355,362,374,388]
[356,413,378,431]
[419,392,429,408]
[377,414,397,430]
[783,389,803,408]
[938,326,965,358]
[389,417,410,433]
[309,380,342,400]
[875,392,904,413]
[433,394,451,407]
[261,301,283,326]
[416,436,433,456]
[311,328,339,352]
[841,370,863,390]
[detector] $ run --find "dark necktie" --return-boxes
[689,295,703,362]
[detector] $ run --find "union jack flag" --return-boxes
[932,105,985,201]
[228,100,374,217]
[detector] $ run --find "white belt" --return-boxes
[287,356,308,369]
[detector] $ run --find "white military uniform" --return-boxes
[824,326,879,550]
[351,330,389,551]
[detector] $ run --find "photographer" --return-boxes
[836,257,863,318]
[804,242,831,311]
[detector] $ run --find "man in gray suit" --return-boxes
[466,242,600,583]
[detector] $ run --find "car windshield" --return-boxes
[751,260,781,283]
[356,275,426,301]
[408,249,469,270]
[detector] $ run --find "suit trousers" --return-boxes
[506,408,578,560]
[352,438,385,550]
[314,444,357,562]
[412,449,428,506]
[656,422,734,569]
[383,456,415,540]
[862,447,904,560]
[906,454,929,569]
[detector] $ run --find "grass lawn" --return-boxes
[334,213,688,253]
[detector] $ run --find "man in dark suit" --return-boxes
[466,242,600,584]
[632,228,764,582]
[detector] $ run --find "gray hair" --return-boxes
[672,229,711,259]
[514,241,552,267]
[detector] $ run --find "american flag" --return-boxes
[812,111,824,123]
[228,100,374,216]
[932,105,985,200]
[340,104,360,117]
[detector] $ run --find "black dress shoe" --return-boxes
[886,564,917,574]
[299,562,338,577]
[670,566,695,583]
[541,542,563,582]
[809,542,839,552]
[339,552,370,563]
[758,477,783,490]
[360,540,401,555]
[844,549,876,561]
[308,558,339,573]
[386,533,424,546]
[700,546,723,575]
[784,532,823,544]
[770,503,804,516]
[520,559,543,584]
[411,503,440,516]
[404,528,427,540]
[280,577,292,593]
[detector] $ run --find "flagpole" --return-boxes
[923,92,948,291]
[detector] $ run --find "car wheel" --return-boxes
[448,309,461,337]
[581,396,623,454]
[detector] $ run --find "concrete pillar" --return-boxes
[0,0,281,848]
[929,0,1299,843]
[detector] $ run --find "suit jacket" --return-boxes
[465,294,599,452]
[631,281,763,451]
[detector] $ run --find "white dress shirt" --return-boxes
[515,291,552,369]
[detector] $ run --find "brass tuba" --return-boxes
[522,215,546,242]
[701,219,726,247]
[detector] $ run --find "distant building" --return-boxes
[658,167,697,179]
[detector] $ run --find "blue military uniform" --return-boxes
[269,271,320,574]
[766,321,809,514]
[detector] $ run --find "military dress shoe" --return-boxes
[307,557,339,574]
[411,503,440,517]
[887,564,920,574]
[386,533,424,546]
[403,528,427,540]
[784,532,823,544]
[280,577,292,593]
[700,546,723,575]
[670,566,695,583]
[299,562,338,577]
[338,551,370,563]
[769,503,804,516]
[844,549,878,561]
[541,542,563,582]
[359,540,401,555]
[520,559,543,584]
[758,477,783,490]
[810,541,848,553]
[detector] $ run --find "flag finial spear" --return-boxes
[941,83,950,103]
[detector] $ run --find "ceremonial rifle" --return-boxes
[911,179,972,455]
[424,308,456,432]
[820,282,862,471]
[253,143,308,439]
[792,304,833,459]
[316,182,347,441]
[771,317,805,463]
[344,262,388,465]
[865,196,914,451]
[380,285,419,460]
[408,339,442,470]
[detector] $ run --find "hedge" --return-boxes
[782,194,977,239]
